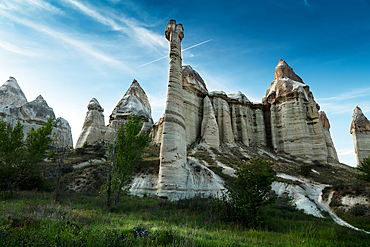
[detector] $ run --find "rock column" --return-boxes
[350,106,370,166]
[158,20,187,199]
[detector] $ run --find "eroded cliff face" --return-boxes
[0,77,73,147]
[262,60,336,163]
[320,111,338,162]
[350,106,370,165]
[76,80,153,148]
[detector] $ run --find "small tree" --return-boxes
[358,156,370,183]
[104,115,149,210]
[214,158,276,227]
[0,118,53,196]
[0,121,24,195]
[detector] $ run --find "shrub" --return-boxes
[0,118,54,194]
[358,156,370,183]
[300,164,312,177]
[214,158,276,227]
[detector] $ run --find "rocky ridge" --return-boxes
[0,77,73,147]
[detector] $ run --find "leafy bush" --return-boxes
[358,156,370,183]
[0,118,54,195]
[214,158,276,227]
[299,164,312,177]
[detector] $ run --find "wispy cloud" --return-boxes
[0,40,40,57]
[317,87,370,102]
[316,87,370,115]
[28,0,63,14]
[0,0,62,14]
[0,9,131,71]
[304,0,311,7]
[63,0,167,51]
[337,148,355,156]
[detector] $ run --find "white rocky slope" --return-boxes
[272,172,369,233]
[0,77,73,147]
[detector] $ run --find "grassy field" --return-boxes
[0,191,369,246]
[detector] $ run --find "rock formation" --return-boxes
[137,20,340,200]
[158,20,188,199]
[262,59,334,163]
[350,106,370,165]
[319,111,338,162]
[109,79,153,131]
[75,80,153,148]
[0,77,73,147]
[0,77,27,108]
[201,96,219,149]
[75,98,114,148]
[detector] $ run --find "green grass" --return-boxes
[0,191,369,246]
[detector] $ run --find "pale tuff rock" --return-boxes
[201,96,220,149]
[76,80,153,148]
[0,77,27,108]
[320,111,338,161]
[351,106,370,133]
[227,91,251,104]
[182,66,207,146]
[130,159,225,199]
[210,94,234,145]
[75,98,115,148]
[262,60,331,163]
[0,77,73,147]
[350,106,370,165]
[109,79,153,131]
[274,59,303,83]
[182,65,208,94]
[150,116,164,145]
[158,20,188,199]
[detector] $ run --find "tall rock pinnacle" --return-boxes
[350,106,370,166]
[158,20,187,199]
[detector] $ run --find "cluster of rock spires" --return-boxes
[0,77,73,147]
[148,20,340,200]
[75,20,343,200]
[75,79,153,148]
[351,106,370,165]
[6,20,369,202]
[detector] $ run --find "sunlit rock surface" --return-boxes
[262,60,330,163]
[75,98,114,148]
[76,80,153,148]
[0,77,27,108]
[109,79,153,131]
[0,77,73,147]
[350,106,370,165]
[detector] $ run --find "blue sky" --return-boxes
[0,0,369,166]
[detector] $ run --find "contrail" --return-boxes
[182,39,212,52]
[136,55,167,68]
[136,39,212,68]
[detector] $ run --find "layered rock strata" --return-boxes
[0,77,73,147]
[262,60,336,163]
[350,106,370,165]
[319,111,338,162]
[109,79,153,131]
[158,20,188,199]
[75,98,114,148]
[76,80,153,148]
